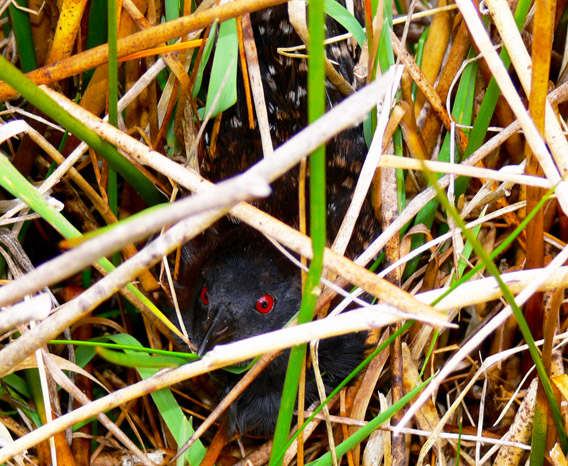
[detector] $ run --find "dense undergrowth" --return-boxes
[0,0,567,465]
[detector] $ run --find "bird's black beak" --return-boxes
[197,306,237,357]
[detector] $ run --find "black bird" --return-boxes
[176,226,369,436]
[175,2,374,436]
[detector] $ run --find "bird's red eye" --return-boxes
[200,286,209,306]
[256,294,274,314]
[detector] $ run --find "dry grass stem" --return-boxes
[378,155,552,188]
[38,73,448,325]
[1,308,419,463]
[400,243,568,436]
[0,172,270,307]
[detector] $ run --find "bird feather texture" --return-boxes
[175,1,374,436]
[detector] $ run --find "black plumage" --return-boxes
[199,4,374,252]
[176,226,369,436]
[175,2,374,436]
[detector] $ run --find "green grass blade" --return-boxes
[8,0,38,72]
[96,346,187,368]
[201,18,238,118]
[83,0,108,87]
[107,0,119,221]
[530,397,547,466]
[269,0,327,463]
[271,322,413,466]
[323,0,366,47]
[165,0,180,45]
[106,334,207,466]
[50,338,199,363]
[192,21,219,99]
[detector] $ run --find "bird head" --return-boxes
[180,225,302,357]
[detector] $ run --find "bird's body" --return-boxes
[199,4,374,252]
[176,2,374,436]
[177,226,369,436]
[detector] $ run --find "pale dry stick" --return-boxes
[241,13,273,157]
[415,265,568,310]
[449,135,463,273]
[119,58,168,115]
[455,0,568,213]
[492,379,538,466]
[392,4,458,24]
[550,444,568,466]
[415,333,568,466]
[378,156,551,188]
[0,212,49,226]
[378,394,392,466]
[1,106,66,133]
[38,70,448,324]
[0,119,33,145]
[156,72,177,127]
[332,198,527,316]
[483,0,568,177]
[476,372,489,465]
[0,198,58,214]
[0,173,270,308]
[0,294,51,333]
[360,77,568,268]
[300,415,530,450]
[397,243,568,450]
[331,66,402,256]
[0,308,409,463]
[42,354,157,466]
[34,346,57,466]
